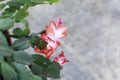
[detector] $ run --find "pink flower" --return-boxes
[46,18,67,41]
[41,33,61,49]
[34,33,60,58]
[56,18,62,26]
[34,18,67,58]
[54,51,69,65]
[34,47,54,58]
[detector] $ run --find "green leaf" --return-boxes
[13,26,30,37]
[12,62,33,80]
[32,54,62,79]
[0,56,3,62]
[0,18,14,30]
[0,50,12,57]
[0,3,5,10]
[0,45,14,57]
[46,0,59,3]
[2,7,16,18]
[0,44,13,51]
[0,0,4,2]
[13,51,33,65]
[21,19,29,27]
[0,31,8,46]
[47,61,62,79]
[30,63,44,77]
[30,34,41,47]
[30,0,44,3]
[30,75,43,80]
[32,54,52,69]
[37,40,48,49]
[16,0,31,4]
[1,62,18,80]
[30,0,59,4]
[13,27,30,37]
[13,28,23,37]
[7,0,23,7]
[23,27,30,36]
[12,38,30,50]
[14,5,29,21]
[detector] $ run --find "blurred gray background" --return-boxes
[27,0,120,80]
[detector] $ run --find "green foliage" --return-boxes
[12,38,30,50]
[47,61,62,79]
[37,39,48,49]
[6,0,23,7]
[12,62,33,80]
[1,61,18,80]
[0,18,14,30]
[0,44,14,57]
[32,54,52,69]
[1,0,22,18]
[21,19,29,27]
[16,0,31,5]
[31,54,50,80]
[30,63,44,78]
[2,7,16,18]
[14,5,29,22]
[13,51,33,65]
[0,50,12,57]
[0,3,5,10]
[0,31,8,46]
[0,0,4,2]
[0,56,3,62]
[30,33,48,49]
[31,54,62,79]
[0,0,62,80]
[30,0,59,4]
[46,0,59,3]
[13,27,30,37]
[30,75,43,80]
[30,33,40,47]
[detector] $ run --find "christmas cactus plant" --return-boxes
[0,0,69,80]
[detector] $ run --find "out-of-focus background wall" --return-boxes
[27,0,120,80]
